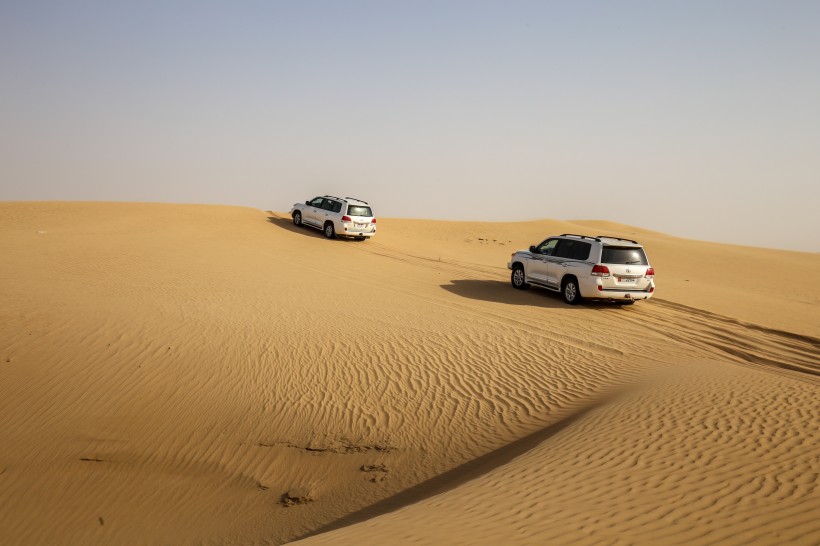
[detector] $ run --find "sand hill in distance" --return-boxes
[1,202,818,545]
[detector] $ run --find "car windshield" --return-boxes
[347,205,372,217]
[601,246,648,265]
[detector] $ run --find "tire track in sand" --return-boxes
[346,233,820,382]
[632,299,820,381]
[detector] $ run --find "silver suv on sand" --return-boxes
[507,234,655,304]
[290,196,376,240]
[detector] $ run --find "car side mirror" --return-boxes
[305,201,311,205]
[529,245,537,253]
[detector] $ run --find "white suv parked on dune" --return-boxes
[507,234,655,304]
[290,196,377,240]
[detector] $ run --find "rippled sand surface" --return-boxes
[1,202,817,545]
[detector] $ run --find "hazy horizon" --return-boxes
[2,1,818,252]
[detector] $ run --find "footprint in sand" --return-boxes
[361,463,388,482]
[281,487,315,507]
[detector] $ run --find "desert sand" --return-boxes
[0,202,817,545]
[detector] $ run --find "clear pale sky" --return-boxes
[2,1,818,251]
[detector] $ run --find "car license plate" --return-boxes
[355,223,366,229]
[618,277,636,283]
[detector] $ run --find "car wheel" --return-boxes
[324,222,336,239]
[562,277,581,305]
[293,211,302,226]
[511,265,529,290]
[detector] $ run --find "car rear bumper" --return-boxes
[579,277,654,301]
[588,290,654,302]
[340,228,375,238]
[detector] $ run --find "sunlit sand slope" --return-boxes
[0,203,817,545]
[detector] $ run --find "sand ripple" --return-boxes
[0,203,817,545]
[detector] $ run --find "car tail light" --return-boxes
[597,285,603,292]
[645,267,655,279]
[341,216,352,222]
[371,218,377,223]
[591,264,610,277]
[650,286,655,293]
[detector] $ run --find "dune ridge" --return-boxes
[1,202,817,545]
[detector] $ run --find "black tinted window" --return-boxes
[554,240,591,260]
[601,247,648,265]
[332,201,342,213]
[309,197,324,207]
[347,205,372,217]
[321,199,336,211]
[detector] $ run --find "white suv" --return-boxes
[290,196,377,240]
[507,234,655,304]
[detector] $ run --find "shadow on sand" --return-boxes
[266,215,367,243]
[441,279,631,311]
[293,391,623,542]
[266,215,325,239]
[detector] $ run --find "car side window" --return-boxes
[321,199,336,211]
[573,242,591,260]
[554,240,575,259]
[554,240,591,260]
[310,197,324,207]
[332,201,342,213]
[536,239,558,256]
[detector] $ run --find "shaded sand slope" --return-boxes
[0,202,817,545]
[298,362,818,545]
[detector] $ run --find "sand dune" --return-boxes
[0,202,817,545]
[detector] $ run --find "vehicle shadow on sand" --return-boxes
[266,215,366,243]
[268,216,368,243]
[266,215,325,238]
[441,279,631,311]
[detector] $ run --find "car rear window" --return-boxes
[347,205,372,217]
[554,240,591,260]
[601,246,648,265]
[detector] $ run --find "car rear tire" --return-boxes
[562,277,581,305]
[324,222,336,239]
[511,265,529,290]
[293,211,302,226]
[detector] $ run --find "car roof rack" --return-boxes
[344,196,369,204]
[323,195,343,201]
[596,235,638,244]
[560,234,601,242]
